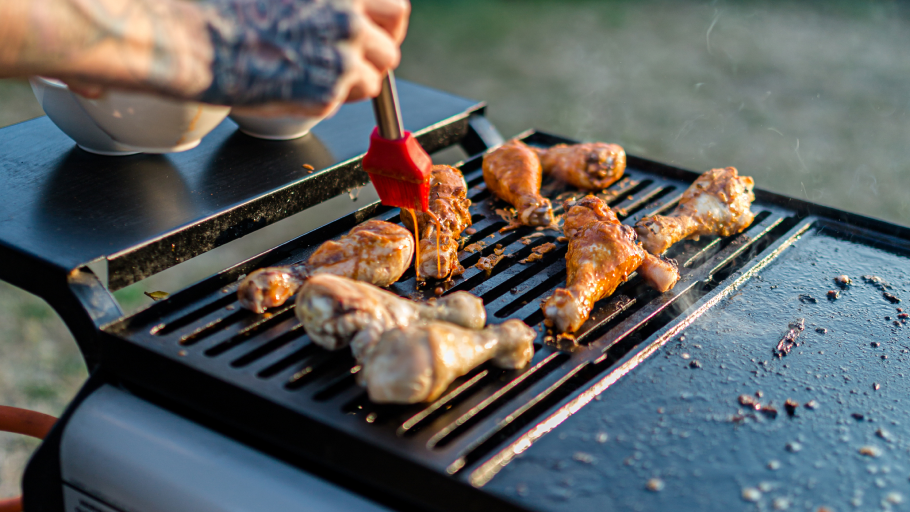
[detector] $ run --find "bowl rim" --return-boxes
[32,76,68,89]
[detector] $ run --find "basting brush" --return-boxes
[362,71,433,212]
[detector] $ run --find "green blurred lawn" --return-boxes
[1,0,909,498]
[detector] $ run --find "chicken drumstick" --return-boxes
[295,274,486,360]
[634,167,755,255]
[482,139,555,227]
[400,165,472,280]
[544,196,679,333]
[532,142,626,190]
[361,320,535,404]
[237,220,414,313]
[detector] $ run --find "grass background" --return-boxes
[1,0,908,499]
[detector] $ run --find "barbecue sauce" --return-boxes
[422,209,444,279]
[436,221,441,277]
[407,208,421,281]
[426,211,441,278]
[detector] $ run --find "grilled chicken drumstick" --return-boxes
[400,165,472,280]
[361,320,535,404]
[295,274,486,360]
[238,220,414,313]
[482,139,555,227]
[634,167,755,255]
[544,196,679,333]
[532,142,626,190]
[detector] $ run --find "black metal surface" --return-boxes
[0,80,482,292]
[483,221,910,511]
[86,130,910,512]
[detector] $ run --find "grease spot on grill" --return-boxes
[859,445,882,457]
[876,428,892,441]
[742,487,761,502]
[784,399,798,416]
[772,497,790,510]
[572,451,596,464]
[646,478,665,492]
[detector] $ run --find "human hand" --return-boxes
[201,0,410,116]
[3,0,407,114]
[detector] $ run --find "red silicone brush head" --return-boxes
[362,127,432,212]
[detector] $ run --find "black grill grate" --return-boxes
[103,131,813,510]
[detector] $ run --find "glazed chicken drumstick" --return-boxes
[361,320,536,404]
[634,167,755,255]
[295,274,486,360]
[532,142,626,190]
[400,165,472,280]
[544,196,679,334]
[482,139,555,227]
[237,220,413,313]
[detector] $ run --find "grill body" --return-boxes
[7,86,909,512]
[58,384,390,512]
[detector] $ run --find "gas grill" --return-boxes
[2,81,909,512]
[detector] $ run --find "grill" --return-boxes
[97,131,816,510]
[6,82,910,512]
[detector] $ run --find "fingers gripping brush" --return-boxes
[363,72,433,212]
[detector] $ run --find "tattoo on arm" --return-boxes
[199,0,352,106]
[0,0,210,96]
[0,0,356,106]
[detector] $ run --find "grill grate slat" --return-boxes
[256,340,319,379]
[230,324,307,368]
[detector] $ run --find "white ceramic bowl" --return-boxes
[29,77,138,156]
[229,111,325,140]
[74,89,230,153]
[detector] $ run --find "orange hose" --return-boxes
[0,497,22,512]
[0,406,58,512]
[0,406,57,439]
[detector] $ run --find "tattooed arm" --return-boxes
[0,0,407,115]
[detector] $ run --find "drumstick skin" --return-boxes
[295,274,486,360]
[482,139,555,227]
[544,196,679,333]
[635,167,755,255]
[238,219,414,313]
[532,142,626,190]
[361,320,536,404]
[400,165,472,280]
